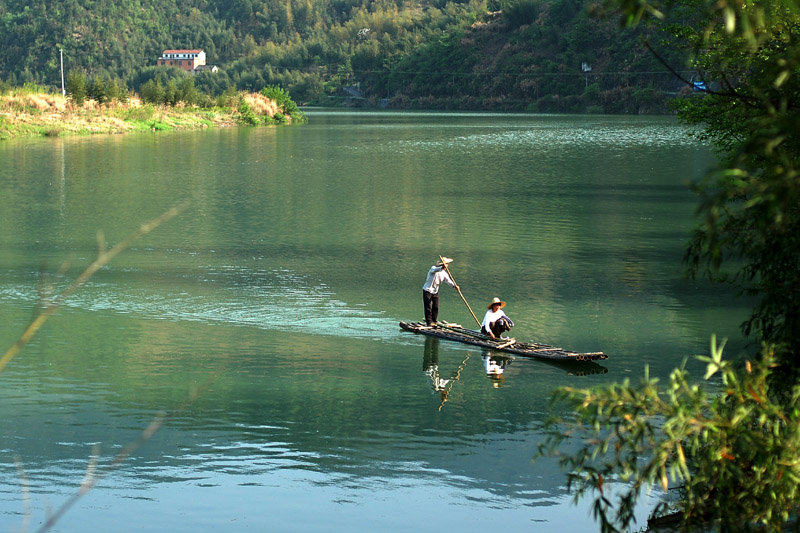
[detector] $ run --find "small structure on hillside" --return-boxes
[157,50,218,73]
[194,64,218,73]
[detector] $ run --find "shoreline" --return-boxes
[0,91,285,140]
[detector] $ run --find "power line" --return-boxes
[265,64,696,78]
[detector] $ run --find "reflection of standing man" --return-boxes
[422,257,459,326]
[423,337,450,393]
[423,337,471,411]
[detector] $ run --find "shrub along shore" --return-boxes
[0,86,303,140]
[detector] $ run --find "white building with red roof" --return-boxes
[157,50,207,72]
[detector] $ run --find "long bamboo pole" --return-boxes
[439,351,471,412]
[439,255,481,328]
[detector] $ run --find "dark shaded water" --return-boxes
[0,111,745,531]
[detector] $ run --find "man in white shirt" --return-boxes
[481,297,514,339]
[422,257,459,326]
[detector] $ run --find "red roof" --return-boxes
[162,49,203,54]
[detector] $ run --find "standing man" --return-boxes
[422,257,459,326]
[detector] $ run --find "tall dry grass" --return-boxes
[1,91,66,113]
[242,92,279,117]
[0,86,282,138]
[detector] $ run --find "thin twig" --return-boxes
[1,200,195,533]
[35,378,213,533]
[0,201,189,374]
[643,40,761,108]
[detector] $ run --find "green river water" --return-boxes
[0,110,748,532]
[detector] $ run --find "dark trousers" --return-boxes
[423,290,439,325]
[481,316,513,337]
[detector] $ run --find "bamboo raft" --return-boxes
[399,321,608,363]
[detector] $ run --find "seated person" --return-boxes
[480,297,514,339]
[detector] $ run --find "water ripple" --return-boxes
[0,265,408,343]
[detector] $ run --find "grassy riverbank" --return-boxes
[0,88,288,140]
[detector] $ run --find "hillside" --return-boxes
[0,0,692,113]
[367,6,688,112]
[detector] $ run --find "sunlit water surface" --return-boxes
[0,111,746,532]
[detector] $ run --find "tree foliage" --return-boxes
[598,0,800,362]
[66,70,87,105]
[539,0,800,530]
[261,84,302,117]
[667,0,800,364]
[538,338,800,532]
[66,71,129,105]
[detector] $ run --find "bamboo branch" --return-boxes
[35,379,212,533]
[643,40,761,109]
[0,201,189,374]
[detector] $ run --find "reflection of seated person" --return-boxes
[480,297,514,339]
[484,355,505,375]
[483,354,507,386]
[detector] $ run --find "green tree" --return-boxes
[178,77,199,105]
[113,78,130,103]
[670,1,800,365]
[66,70,87,106]
[261,84,300,115]
[538,339,800,532]
[88,76,108,104]
[502,0,544,30]
[97,77,127,103]
[236,100,259,125]
[539,0,800,530]
[140,79,165,105]
[164,79,179,106]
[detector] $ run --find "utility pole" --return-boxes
[60,48,65,97]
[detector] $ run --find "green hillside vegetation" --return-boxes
[0,0,691,113]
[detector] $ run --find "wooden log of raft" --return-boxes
[399,321,609,363]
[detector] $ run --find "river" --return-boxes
[0,110,747,532]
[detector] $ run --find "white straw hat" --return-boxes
[487,297,506,309]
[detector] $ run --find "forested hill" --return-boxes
[0,0,691,112]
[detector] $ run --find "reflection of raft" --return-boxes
[399,321,608,363]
